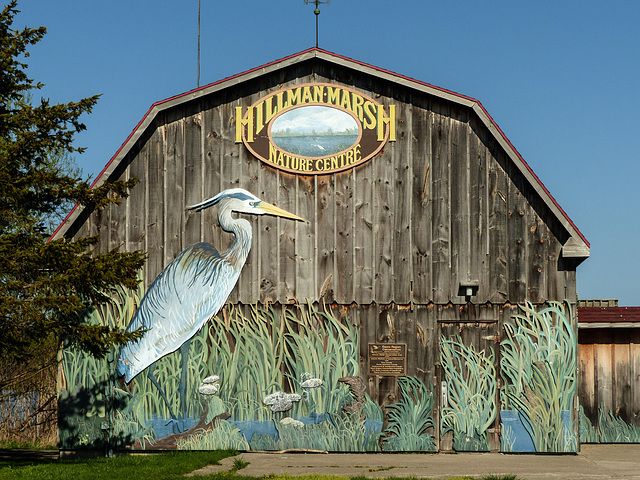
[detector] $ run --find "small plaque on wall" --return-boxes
[368,343,407,376]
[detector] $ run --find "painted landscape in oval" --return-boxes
[270,105,360,158]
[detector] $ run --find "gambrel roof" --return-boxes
[51,47,589,261]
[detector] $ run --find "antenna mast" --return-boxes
[304,0,330,48]
[197,0,201,87]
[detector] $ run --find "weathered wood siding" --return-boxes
[579,328,640,428]
[74,61,575,309]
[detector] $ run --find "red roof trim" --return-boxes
[578,307,640,323]
[50,47,589,247]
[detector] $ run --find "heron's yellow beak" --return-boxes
[258,202,305,222]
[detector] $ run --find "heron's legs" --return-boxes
[147,362,178,420]
[178,339,191,422]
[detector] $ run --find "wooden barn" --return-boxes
[54,48,590,453]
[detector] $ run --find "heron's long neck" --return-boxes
[218,204,253,270]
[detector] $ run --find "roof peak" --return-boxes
[50,49,588,256]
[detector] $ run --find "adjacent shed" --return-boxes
[55,48,589,453]
[578,301,640,443]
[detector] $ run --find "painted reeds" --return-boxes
[597,407,640,443]
[500,301,577,452]
[201,301,359,423]
[282,302,360,416]
[439,337,496,451]
[578,405,598,443]
[382,376,436,452]
[249,413,380,452]
[177,420,250,450]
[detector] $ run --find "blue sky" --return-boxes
[13,1,640,305]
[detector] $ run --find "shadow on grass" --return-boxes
[0,450,239,480]
[0,449,59,468]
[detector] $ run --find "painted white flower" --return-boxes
[198,375,220,396]
[280,417,304,428]
[263,391,302,412]
[300,378,323,388]
[202,375,220,384]
[198,384,219,396]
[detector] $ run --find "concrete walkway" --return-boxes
[188,444,640,479]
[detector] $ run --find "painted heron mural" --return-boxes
[60,194,580,451]
[115,188,304,429]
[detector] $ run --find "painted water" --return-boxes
[272,135,358,157]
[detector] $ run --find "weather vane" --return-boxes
[304,0,330,48]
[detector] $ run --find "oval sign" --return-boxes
[235,83,396,175]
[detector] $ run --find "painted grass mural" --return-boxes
[381,376,436,452]
[579,405,640,444]
[500,302,577,453]
[439,336,496,451]
[59,279,390,451]
[60,283,581,452]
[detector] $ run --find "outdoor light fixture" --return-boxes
[459,281,479,301]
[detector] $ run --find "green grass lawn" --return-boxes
[0,451,517,480]
[0,450,235,480]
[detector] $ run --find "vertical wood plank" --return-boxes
[527,214,546,303]
[613,334,631,422]
[594,330,614,416]
[238,99,264,303]
[242,156,264,301]
[578,331,596,419]
[164,113,185,265]
[146,125,165,285]
[376,305,396,407]
[487,145,508,302]
[565,270,577,304]
[373,140,394,303]
[96,200,109,256]
[546,240,564,302]
[239,87,269,302]
[278,172,298,300]
[222,101,247,303]
[108,168,127,253]
[358,306,378,403]
[127,148,147,256]
[468,126,488,300]
[393,102,412,304]
[411,106,432,304]
[354,163,374,304]
[295,175,316,299]
[257,169,279,303]
[507,157,527,303]
[631,330,640,426]
[449,109,469,302]
[183,110,203,247]
[201,100,224,252]
[316,174,335,302]
[431,107,451,304]
[335,170,354,303]
[246,82,278,304]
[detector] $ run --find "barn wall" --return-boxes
[79,65,575,307]
[62,60,580,453]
